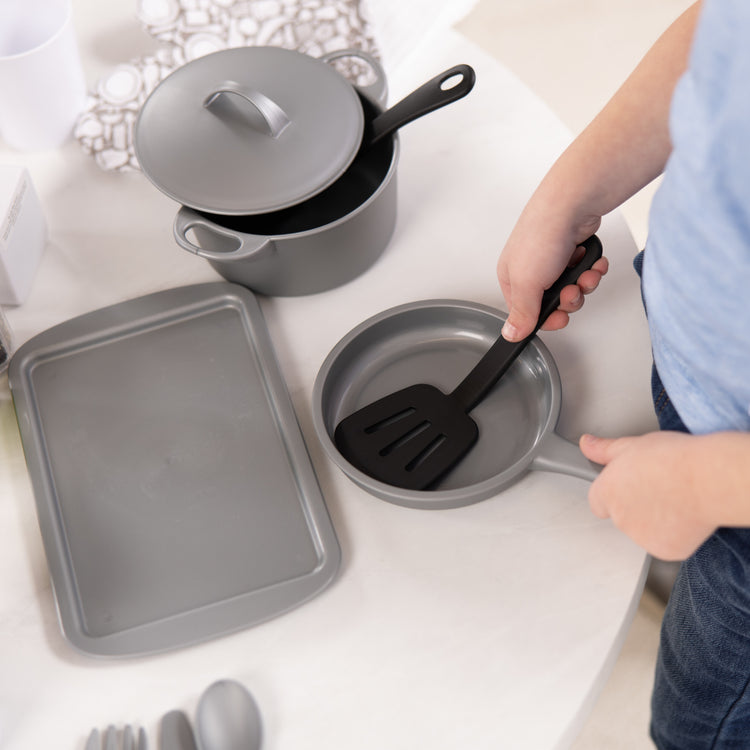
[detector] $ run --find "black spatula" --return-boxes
[334,234,603,490]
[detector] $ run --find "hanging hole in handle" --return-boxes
[441,73,465,92]
[438,65,476,98]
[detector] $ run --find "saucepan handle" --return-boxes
[530,430,601,483]
[319,48,388,106]
[173,207,275,262]
[367,64,476,146]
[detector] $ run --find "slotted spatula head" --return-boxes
[333,235,603,491]
[334,383,478,490]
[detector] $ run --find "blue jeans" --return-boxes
[635,251,750,748]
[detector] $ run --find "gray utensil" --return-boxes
[334,235,603,490]
[196,680,263,750]
[85,725,148,750]
[160,710,198,750]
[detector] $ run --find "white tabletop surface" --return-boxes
[0,6,654,749]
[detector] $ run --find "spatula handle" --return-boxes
[450,235,603,412]
[367,64,476,146]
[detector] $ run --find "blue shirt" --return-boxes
[643,0,750,434]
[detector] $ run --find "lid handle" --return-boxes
[203,82,291,139]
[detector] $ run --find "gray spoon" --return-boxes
[196,680,263,750]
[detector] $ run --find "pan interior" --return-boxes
[318,303,558,494]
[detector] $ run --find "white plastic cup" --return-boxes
[0,0,87,150]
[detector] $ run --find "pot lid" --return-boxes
[135,47,365,215]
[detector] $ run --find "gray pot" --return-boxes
[136,46,394,295]
[136,47,473,296]
[172,93,399,296]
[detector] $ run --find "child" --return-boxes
[497,1,750,747]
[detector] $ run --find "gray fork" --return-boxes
[85,725,148,750]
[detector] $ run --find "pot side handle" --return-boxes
[531,430,602,483]
[173,207,275,262]
[319,48,388,106]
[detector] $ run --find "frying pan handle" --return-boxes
[450,235,603,412]
[531,431,601,483]
[173,207,275,262]
[320,48,388,106]
[367,64,476,146]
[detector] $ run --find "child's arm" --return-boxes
[581,431,750,561]
[496,2,720,561]
[497,2,703,342]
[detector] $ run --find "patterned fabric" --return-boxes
[75,0,379,171]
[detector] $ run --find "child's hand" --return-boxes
[496,3,702,343]
[580,432,718,560]
[497,205,608,342]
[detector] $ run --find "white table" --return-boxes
[0,8,653,749]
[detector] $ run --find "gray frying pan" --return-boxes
[312,299,600,510]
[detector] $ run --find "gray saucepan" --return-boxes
[136,46,391,296]
[172,92,399,296]
[170,63,475,296]
[135,45,475,296]
[312,299,600,510]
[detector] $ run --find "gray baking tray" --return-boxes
[9,283,340,657]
